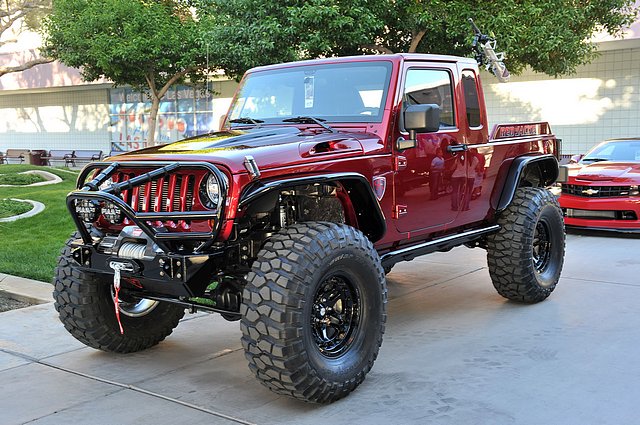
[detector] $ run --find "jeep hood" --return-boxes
[571,162,640,183]
[109,126,382,174]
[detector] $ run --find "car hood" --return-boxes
[107,126,384,174]
[570,162,640,183]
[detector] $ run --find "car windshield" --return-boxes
[227,61,393,125]
[582,140,640,163]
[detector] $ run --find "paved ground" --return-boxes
[1,230,639,425]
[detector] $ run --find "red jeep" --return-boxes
[54,53,565,403]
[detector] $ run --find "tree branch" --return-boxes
[0,11,26,35]
[408,29,427,53]
[361,44,393,54]
[0,56,54,77]
[157,67,200,99]
[145,72,157,97]
[0,37,19,46]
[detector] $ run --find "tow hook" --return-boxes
[109,261,135,335]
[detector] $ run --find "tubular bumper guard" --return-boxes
[68,161,228,253]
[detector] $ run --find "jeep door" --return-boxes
[393,63,468,234]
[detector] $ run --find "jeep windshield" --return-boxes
[227,61,393,126]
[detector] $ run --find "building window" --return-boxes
[109,84,214,152]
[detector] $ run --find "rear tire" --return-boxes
[241,222,387,403]
[53,233,185,353]
[487,188,565,303]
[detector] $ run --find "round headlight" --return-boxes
[75,199,100,223]
[199,174,223,209]
[102,201,123,224]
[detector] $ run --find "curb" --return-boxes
[0,273,52,305]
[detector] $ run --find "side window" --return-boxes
[403,68,455,128]
[461,70,481,128]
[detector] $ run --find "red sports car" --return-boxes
[558,138,640,231]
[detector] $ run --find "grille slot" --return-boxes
[117,173,196,213]
[563,184,633,198]
[172,176,183,212]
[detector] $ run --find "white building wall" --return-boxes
[483,42,640,155]
[0,87,111,151]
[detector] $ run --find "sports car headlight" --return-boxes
[199,174,224,209]
[630,185,639,196]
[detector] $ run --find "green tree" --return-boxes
[0,0,53,77]
[207,0,638,78]
[43,0,214,145]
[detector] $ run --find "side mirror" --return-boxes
[569,154,583,164]
[405,103,440,138]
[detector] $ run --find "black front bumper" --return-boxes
[70,239,224,298]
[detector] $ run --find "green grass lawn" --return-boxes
[0,165,78,282]
[0,199,33,218]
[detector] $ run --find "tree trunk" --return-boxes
[147,94,160,147]
[144,68,194,146]
[408,30,427,53]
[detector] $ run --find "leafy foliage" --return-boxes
[42,0,214,144]
[207,0,638,78]
[0,199,32,218]
[0,173,45,185]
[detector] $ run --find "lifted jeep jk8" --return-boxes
[54,52,565,403]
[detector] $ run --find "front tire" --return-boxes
[53,233,185,353]
[241,222,387,403]
[487,187,565,303]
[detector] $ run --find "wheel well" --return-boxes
[519,160,558,187]
[494,155,559,212]
[238,177,386,243]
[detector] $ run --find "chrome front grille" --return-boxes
[563,184,634,198]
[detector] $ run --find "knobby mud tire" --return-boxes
[53,232,185,353]
[487,188,565,303]
[241,222,387,403]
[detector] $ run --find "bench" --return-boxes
[109,150,125,157]
[5,149,30,164]
[41,150,75,167]
[70,150,103,166]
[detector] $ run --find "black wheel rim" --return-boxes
[311,275,360,358]
[532,219,552,273]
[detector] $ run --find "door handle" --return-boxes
[447,144,468,153]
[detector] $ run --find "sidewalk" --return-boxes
[1,232,640,424]
[0,273,52,305]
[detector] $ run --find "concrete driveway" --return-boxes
[1,231,639,424]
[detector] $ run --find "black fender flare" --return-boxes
[238,172,386,242]
[494,154,559,212]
